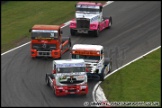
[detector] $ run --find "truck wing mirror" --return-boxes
[100,6,103,12]
[60,30,63,34]
[52,70,56,74]
[29,29,32,32]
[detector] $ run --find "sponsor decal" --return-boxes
[56,63,85,68]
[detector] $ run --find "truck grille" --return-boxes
[68,89,76,92]
[32,43,56,51]
[60,78,84,84]
[37,51,51,56]
[76,18,90,29]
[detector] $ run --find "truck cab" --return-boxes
[45,59,88,96]
[29,25,71,59]
[69,2,112,37]
[71,44,112,81]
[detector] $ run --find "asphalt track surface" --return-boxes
[1,1,161,107]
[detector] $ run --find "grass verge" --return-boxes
[1,1,77,53]
[101,48,161,106]
[1,1,106,53]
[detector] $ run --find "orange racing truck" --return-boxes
[29,25,71,59]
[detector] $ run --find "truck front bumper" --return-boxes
[31,49,61,59]
[55,84,88,96]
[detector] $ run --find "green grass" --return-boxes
[1,1,106,53]
[1,1,77,52]
[101,48,161,106]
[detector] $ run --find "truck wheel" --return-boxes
[82,94,87,97]
[104,58,112,74]
[45,74,50,86]
[31,57,35,59]
[58,54,62,59]
[104,58,112,65]
[99,71,104,81]
[70,29,76,36]
[54,88,59,96]
[53,88,57,96]
[94,27,99,37]
[108,16,112,29]
[68,38,72,50]
[108,61,112,73]
[103,16,112,29]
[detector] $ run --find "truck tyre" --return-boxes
[103,16,112,29]
[94,27,100,37]
[108,61,112,73]
[31,57,35,59]
[104,58,111,65]
[53,88,57,96]
[104,58,112,73]
[108,16,112,29]
[68,38,72,49]
[53,87,59,97]
[45,74,50,86]
[70,29,76,36]
[59,53,62,59]
[99,70,104,81]
[82,94,87,97]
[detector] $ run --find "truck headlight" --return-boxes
[57,86,63,89]
[81,86,87,89]
[91,25,96,28]
[71,23,75,26]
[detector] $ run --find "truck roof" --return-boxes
[32,25,60,30]
[54,59,84,64]
[54,59,85,68]
[72,44,103,51]
[77,2,102,6]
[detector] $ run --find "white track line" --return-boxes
[104,1,114,7]
[92,46,161,107]
[1,1,113,56]
[1,42,31,56]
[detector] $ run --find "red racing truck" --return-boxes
[45,59,88,96]
[29,25,71,59]
[69,2,112,37]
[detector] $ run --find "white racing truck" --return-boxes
[45,59,88,96]
[69,2,112,37]
[71,44,112,81]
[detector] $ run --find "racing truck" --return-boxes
[29,24,71,59]
[69,2,112,37]
[45,59,88,96]
[71,44,112,81]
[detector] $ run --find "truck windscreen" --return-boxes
[31,30,58,39]
[76,8,99,13]
[57,67,85,73]
[76,5,100,13]
[72,54,100,60]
